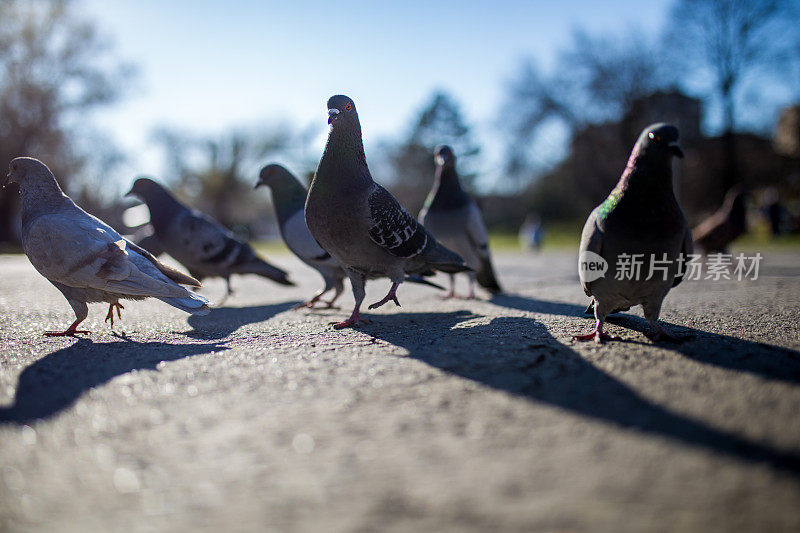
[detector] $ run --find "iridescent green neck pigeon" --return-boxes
[575,123,692,343]
[126,177,293,303]
[419,145,501,298]
[305,94,470,329]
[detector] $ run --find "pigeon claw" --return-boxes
[44,319,91,337]
[646,327,685,343]
[293,294,322,310]
[104,302,124,328]
[368,283,401,310]
[572,329,620,344]
[333,312,369,329]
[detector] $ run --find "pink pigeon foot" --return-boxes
[45,319,91,337]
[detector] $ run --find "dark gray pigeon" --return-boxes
[692,186,748,254]
[305,95,470,329]
[419,145,501,298]
[256,164,346,309]
[576,123,692,343]
[126,177,293,301]
[4,157,209,336]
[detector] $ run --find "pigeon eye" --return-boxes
[648,132,661,143]
[345,102,352,111]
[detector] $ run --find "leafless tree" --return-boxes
[499,29,671,187]
[0,0,133,243]
[666,0,799,189]
[382,90,481,215]
[152,124,310,232]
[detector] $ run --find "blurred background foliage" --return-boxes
[1,0,800,250]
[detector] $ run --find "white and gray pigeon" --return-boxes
[126,177,293,301]
[305,94,470,329]
[576,123,692,343]
[255,164,445,310]
[256,164,346,309]
[3,157,210,336]
[419,145,501,298]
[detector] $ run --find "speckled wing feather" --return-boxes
[367,185,428,258]
[178,211,232,261]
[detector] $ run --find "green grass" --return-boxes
[491,222,582,252]
[491,219,800,254]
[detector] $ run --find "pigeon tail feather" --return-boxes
[243,257,294,286]
[476,257,502,293]
[158,291,210,315]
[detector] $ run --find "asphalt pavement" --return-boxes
[1,250,799,532]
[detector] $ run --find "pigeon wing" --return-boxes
[24,214,188,298]
[578,207,604,297]
[366,185,428,259]
[282,209,334,262]
[465,201,491,260]
[673,226,693,288]
[176,211,242,267]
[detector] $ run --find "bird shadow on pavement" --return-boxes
[183,301,298,340]
[490,293,800,385]
[366,310,800,476]
[0,337,229,425]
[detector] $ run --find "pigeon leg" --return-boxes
[440,274,456,299]
[368,282,401,310]
[642,298,683,342]
[573,318,620,344]
[323,284,344,309]
[216,277,234,306]
[646,324,684,343]
[334,272,369,329]
[104,302,124,328]
[293,290,325,310]
[44,318,91,337]
[466,273,477,300]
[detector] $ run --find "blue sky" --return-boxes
[83,0,674,190]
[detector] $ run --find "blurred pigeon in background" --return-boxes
[576,124,692,343]
[305,95,469,329]
[256,164,346,309]
[4,157,209,336]
[419,145,501,298]
[692,186,748,254]
[126,177,293,303]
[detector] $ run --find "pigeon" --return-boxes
[125,177,293,302]
[419,145,501,298]
[255,164,346,309]
[692,187,748,254]
[3,157,210,336]
[575,123,693,343]
[305,94,470,329]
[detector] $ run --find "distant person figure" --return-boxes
[519,213,543,252]
[692,187,748,254]
[762,187,786,236]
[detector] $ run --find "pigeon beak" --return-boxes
[254,179,264,190]
[1,172,10,189]
[668,142,684,159]
[328,108,340,124]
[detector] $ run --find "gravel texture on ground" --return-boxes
[1,250,799,532]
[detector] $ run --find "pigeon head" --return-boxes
[327,94,358,126]
[4,157,53,188]
[638,123,684,160]
[126,177,166,201]
[256,164,292,190]
[434,145,456,168]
